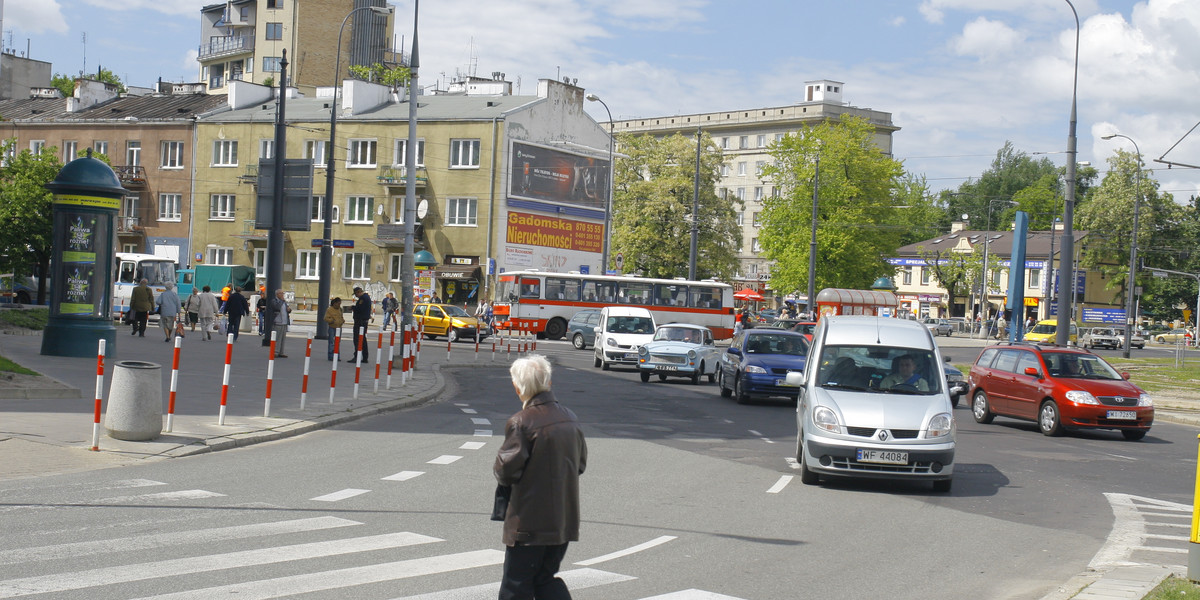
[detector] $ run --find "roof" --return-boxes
[205,93,542,124]
[821,316,935,350]
[0,94,227,123]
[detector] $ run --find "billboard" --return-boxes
[510,142,609,209]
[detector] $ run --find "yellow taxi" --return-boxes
[1024,319,1078,344]
[414,303,490,342]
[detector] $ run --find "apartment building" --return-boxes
[603,80,898,293]
[197,0,397,95]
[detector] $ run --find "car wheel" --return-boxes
[639,370,650,383]
[718,369,732,398]
[572,333,585,350]
[1156,336,1166,343]
[797,438,820,485]
[448,329,459,343]
[15,291,31,305]
[932,478,952,493]
[707,368,716,384]
[692,362,704,385]
[1038,400,1064,436]
[1122,429,1147,441]
[972,390,995,424]
[593,354,602,368]
[734,375,749,405]
[601,359,610,371]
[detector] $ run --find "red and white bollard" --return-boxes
[300,332,313,409]
[373,330,383,395]
[90,339,106,451]
[491,337,496,362]
[218,332,234,425]
[386,330,396,390]
[474,327,480,362]
[447,335,452,360]
[416,318,423,361]
[329,328,341,404]
[353,333,364,400]
[264,330,277,417]
[165,337,182,433]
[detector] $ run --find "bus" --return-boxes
[495,271,735,340]
[113,252,177,319]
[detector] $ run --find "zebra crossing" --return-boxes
[1088,493,1192,572]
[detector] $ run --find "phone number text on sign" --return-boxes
[506,212,603,253]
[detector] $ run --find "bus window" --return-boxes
[545,277,580,301]
[581,280,600,302]
[690,286,719,309]
[520,278,541,299]
[596,281,617,303]
[654,284,687,306]
[619,281,652,305]
[498,277,519,302]
[118,262,136,284]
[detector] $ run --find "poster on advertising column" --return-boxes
[504,212,603,273]
[510,142,609,209]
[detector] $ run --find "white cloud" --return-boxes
[80,0,208,17]
[6,0,68,34]
[919,0,1102,25]
[951,17,1024,61]
[890,16,907,27]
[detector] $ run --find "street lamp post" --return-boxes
[585,94,614,275]
[1102,133,1143,358]
[1056,0,1081,345]
[806,154,820,319]
[316,4,394,341]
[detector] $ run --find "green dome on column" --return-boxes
[45,155,127,196]
[871,276,897,291]
[414,250,437,267]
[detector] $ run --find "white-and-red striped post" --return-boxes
[491,337,496,362]
[353,332,364,400]
[90,339,106,451]
[329,328,340,404]
[300,332,313,409]
[416,318,423,360]
[531,327,537,351]
[474,327,480,362]
[386,330,396,389]
[400,324,410,386]
[264,330,277,417]
[218,332,234,425]
[447,334,452,360]
[165,336,182,433]
[373,330,383,394]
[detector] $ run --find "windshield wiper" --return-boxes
[821,383,872,392]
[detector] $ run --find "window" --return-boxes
[267,0,280,7]
[921,268,931,285]
[775,133,785,143]
[121,195,137,219]
[719,188,728,200]
[752,212,762,227]
[393,139,425,167]
[739,136,748,149]
[750,263,758,274]
[253,248,267,278]
[209,63,225,89]
[389,254,403,281]
[30,140,44,153]
[721,164,730,177]
[213,140,238,166]
[343,252,370,280]
[304,140,327,167]
[127,141,141,166]
[736,188,745,201]
[263,56,282,72]
[737,162,746,176]
[720,137,729,150]
[345,196,374,223]
[122,243,138,254]
[347,139,376,167]
[93,141,108,155]
[260,139,274,160]
[754,187,764,202]
[161,141,184,168]
[311,196,340,222]
[445,197,477,226]
[737,212,744,226]
[210,194,236,219]
[158,193,181,221]
[1029,269,1041,288]
[389,196,405,224]
[545,277,581,301]
[1,144,13,166]
[239,6,250,21]
[265,22,283,40]
[901,267,912,285]
[207,247,234,265]
[297,250,320,279]
[751,238,762,253]
[63,140,78,162]
[450,139,480,168]
[757,134,767,148]
[755,161,765,176]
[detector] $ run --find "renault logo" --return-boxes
[878,430,890,441]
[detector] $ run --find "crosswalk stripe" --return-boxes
[130,549,506,600]
[428,455,463,465]
[459,441,487,450]
[0,516,360,565]
[461,408,478,414]
[638,591,747,599]
[310,488,370,502]
[471,418,491,425]
[99,489,226,503]
[0,532,440,598]
[382,471,425,482]
[474,429,492,437]
[392,567,636,599]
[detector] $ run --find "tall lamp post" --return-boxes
[1056,0,1081,345]
[1102,133,1143,358]
[316,4,394,341]
[585,94,614,275]
[806,154,820,318]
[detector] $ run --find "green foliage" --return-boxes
[0,140,62,304]
[610,131,741,280]
[263,76,275,88]
[917,245,981,313]
[0,307,48,331]
[944,142,1065,230]
[50,68,126,98]
[349,63,410,89]
[758,115,906,294]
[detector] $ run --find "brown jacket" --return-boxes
[494,390,586,546]
[324,305,345,329]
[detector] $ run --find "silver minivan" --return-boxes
[786,316,956,492]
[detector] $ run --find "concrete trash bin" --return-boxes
[105,360,162,441]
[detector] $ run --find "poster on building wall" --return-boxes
[509,142,610,209]
[505,212,603,253]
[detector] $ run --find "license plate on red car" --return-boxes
[856,449,908,465]
[1107,410,1137,420]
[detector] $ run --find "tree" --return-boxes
[0,140,63,304]
[50,68,126,98]
[610,131,741,280]
[348,63,410,90]
[757,114,906,294]
[943,142,1066,230]
[917,246,981,318]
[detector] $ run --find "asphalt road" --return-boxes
[0,337,1194,599]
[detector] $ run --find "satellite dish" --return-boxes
[417,199,428,220]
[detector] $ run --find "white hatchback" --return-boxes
[593,306,656,370]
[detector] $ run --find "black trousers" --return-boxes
[499,542,571,600]
[350,320,370,361]
[132,311,149,335]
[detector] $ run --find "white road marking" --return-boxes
[310,488,370,502]
[638,591,747,599]
[382,471,425,482]
[100,489,226,503]
[575,536,677,566]
[748,430,762,436]
[784,457,800,470]
[766,475,793,494]
[1089,493,1193,570]
[427,455,463,465]
[1133,545,1187,554]
[0,516,360,565]
[0,532,440,598]
[454,403,469,406]
[393,567,635,599]
[460,408,478,414]
[132,549,505,600]
[471,418,491,425]
[474,429,493,437]
[459,441,487,450]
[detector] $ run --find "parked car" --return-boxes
[923,318,954,337]
[786,316,955,492]
[756,309,779,324]
[1024,319,1078,344]
[716,329,809,404]
[413,303,489,342]
[967,343,1153,440]
[593,306,656,370]
[567,309,602,350]
[636,323,721,384]
[1153,328,1193,344]
[1080,327,1122,350]
[1119,328,1146,350]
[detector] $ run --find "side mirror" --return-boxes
[1121,371,1131,380]
[1024,366,1040,378]
[593,326,601,335]
[784,371,804,386]
[727,347,742,356]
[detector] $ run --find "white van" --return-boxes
[593,306,656,370]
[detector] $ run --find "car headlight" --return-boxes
[927,413,953,438]
[813,406,840,434]
[1138,393,1153,407]
[687,349,697,359]
[606,337,617,347]
[744,365,767,374]
[1065,390,1098,405]
[638,346,649,356]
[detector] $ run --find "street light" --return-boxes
[585,94,614,275]
[1101,132,1143,358]
[316,3,394,341]
[1056,0,1081,345]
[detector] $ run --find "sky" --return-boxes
[8,0,1200,199]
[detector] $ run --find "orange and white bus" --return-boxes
[495,271,736,339]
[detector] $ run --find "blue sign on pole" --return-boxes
[579,265,589,274]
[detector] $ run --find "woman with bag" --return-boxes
[155,282,183,343]
[197,285,220,341]
[183,288,201,332]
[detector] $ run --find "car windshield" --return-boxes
[607,316,654,334]
[442,305,470,317]
[816,345,943,395]
[1030,323,1056,334]
[743,333,808,356]
[1043,352,1123,380]
[653,327,702,344]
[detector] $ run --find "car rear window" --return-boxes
[993,350,1021,373]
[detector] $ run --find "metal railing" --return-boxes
[116,216,140,233]
[113,165,146,185]
[198,36,254,60]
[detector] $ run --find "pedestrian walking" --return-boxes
[219,284,232,313]
[183,287,201,332]
[154,282,182,342]
[272,289,292,358]
[494,354,587,600]
[381,292,399,331]
[197,285,220,341]
[324,297,345,360]
[129,278,155,337]
[224,286,251,341]
[347,286,373,363]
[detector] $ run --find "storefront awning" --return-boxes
[432,265,481,280]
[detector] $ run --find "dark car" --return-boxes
[567,309,602,350]
[967,342,1153,440]
[944,361,968,406]
[716,329,809,404]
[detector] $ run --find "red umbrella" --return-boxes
[733,288,764,302]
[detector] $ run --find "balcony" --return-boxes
[377,166,427,187]
[117,216,141,234]
[198,36,255,61]
[113,165,147,187]
[238,164,259,184]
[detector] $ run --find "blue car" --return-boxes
[717,329,809,404]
